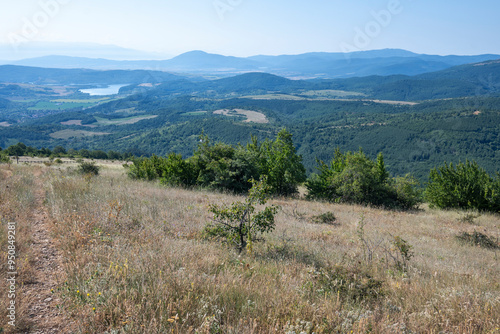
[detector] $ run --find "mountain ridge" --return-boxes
[3,48,499,79]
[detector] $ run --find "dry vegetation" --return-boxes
[0,166,40,332]
[1,164,499,333]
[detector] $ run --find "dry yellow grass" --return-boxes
[1,164,499,333]
[0,166,41,332]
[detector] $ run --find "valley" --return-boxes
[1,56,500,182]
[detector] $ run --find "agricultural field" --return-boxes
[28,101,97,111]
[213,109,268,123]
[0,164,498,333]
[93,115,158,126]
[28,97,118,111]
[49,129,111,139]
[298,89,366,98]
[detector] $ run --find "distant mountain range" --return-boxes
[0,42,171,61]
[2,58,500,101]
[1,49,499,79]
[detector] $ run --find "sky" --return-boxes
[1,0,500,59]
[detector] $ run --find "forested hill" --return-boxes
[313,58,500,101]
[118,59,500,101]
[0,65,186,85]
[1,58,500,182]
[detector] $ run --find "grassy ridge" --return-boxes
[1,164,495,332]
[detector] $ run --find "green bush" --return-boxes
[203,178,279,254]
[77,161,100,176]
[255,129,307,196]
[0,153,10,164]
[191,138,259,193]
[127,129,306,196]
[426,160,500,212]
[306,149,421,210]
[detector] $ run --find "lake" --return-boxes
[79,84,129,96]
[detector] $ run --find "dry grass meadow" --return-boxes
[1,163,499,333]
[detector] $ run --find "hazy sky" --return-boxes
[1,0,500,58]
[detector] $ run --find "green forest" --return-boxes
[1,60,500,184]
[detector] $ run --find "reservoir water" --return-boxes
[79,84,128,96]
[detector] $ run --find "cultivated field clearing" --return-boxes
[60,120,86,126]
[49,129,110,139]
[214,109,268,123]
[299,89,366,98]
[60,115,157,128]
[0,164,498,333]
[239,93,419,106]
[93,115,158,126]
[28,101,96,111]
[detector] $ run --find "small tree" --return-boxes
[7,143,26,164]
[0,153,10,164]
[257,129,306,196]
[204,177,279,254]
[306,149,421,210]
[426,160,500,212]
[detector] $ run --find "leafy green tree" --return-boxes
[0,150,10,164]
[426,160,500,212]
[6,143,26,164]
[190,135,260,193]
[53,145,67,156]
[160,153,197,187]
[204,177,279,254]
[258,128,306,196]
[306,149,421,210]
[128,155,165,181]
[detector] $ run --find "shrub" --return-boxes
[391,175,423,210]
[310,212,337,225]
[78,161,100,176]
[191,138,259,193]
[203,177,279,254]
[305,265,384,303]
[256,129,307,196]
[426,160,500,212]
[457,212,481,224]
[160,153,198,187]
[127,130,306,196]
[0,153,10,164]
[306,149,421,210]
[456,231,499,249]
[390,236,414,272]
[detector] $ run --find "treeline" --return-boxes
[127,130,500,213]
[3,134,499,213]
[127,129,420,210]
[0,142,132,162]
[128,129,306,196]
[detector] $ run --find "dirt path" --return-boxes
[24,169,71,333]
